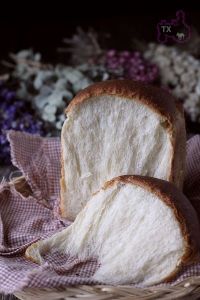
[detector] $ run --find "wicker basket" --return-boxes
[9,176,200,300]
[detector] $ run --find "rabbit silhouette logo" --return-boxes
[157,10,190,43]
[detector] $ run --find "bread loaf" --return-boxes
[60,80,186,220]
[25,175,200,286]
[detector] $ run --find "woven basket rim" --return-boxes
[8,176,200,299]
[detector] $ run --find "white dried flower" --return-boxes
[195,81,200,96]
[33,70,54,90]
[11,49,95,129]
[144,44,200,122]
[73,77,92,93]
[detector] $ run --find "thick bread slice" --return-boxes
[61,80,186,220]
[25,175,200,286]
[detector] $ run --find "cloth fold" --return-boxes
[0,130,200,294]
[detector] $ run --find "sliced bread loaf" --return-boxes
[60,80,186,220]
[25,175,200,286]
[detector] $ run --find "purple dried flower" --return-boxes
[104,50,159,83]
[0,83,45,165]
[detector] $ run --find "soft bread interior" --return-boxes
[26,180,185,286]
[62,95,172,219]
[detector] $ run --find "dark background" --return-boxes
[0,10,199,135]
[0,11,200,63]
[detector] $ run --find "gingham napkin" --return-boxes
[0,130,200,294]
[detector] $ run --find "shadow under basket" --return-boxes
[11,176,200,300]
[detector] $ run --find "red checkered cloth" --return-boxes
[0,130,200,294]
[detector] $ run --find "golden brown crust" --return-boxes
[66,80,177,123]
[103,175,200,282]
